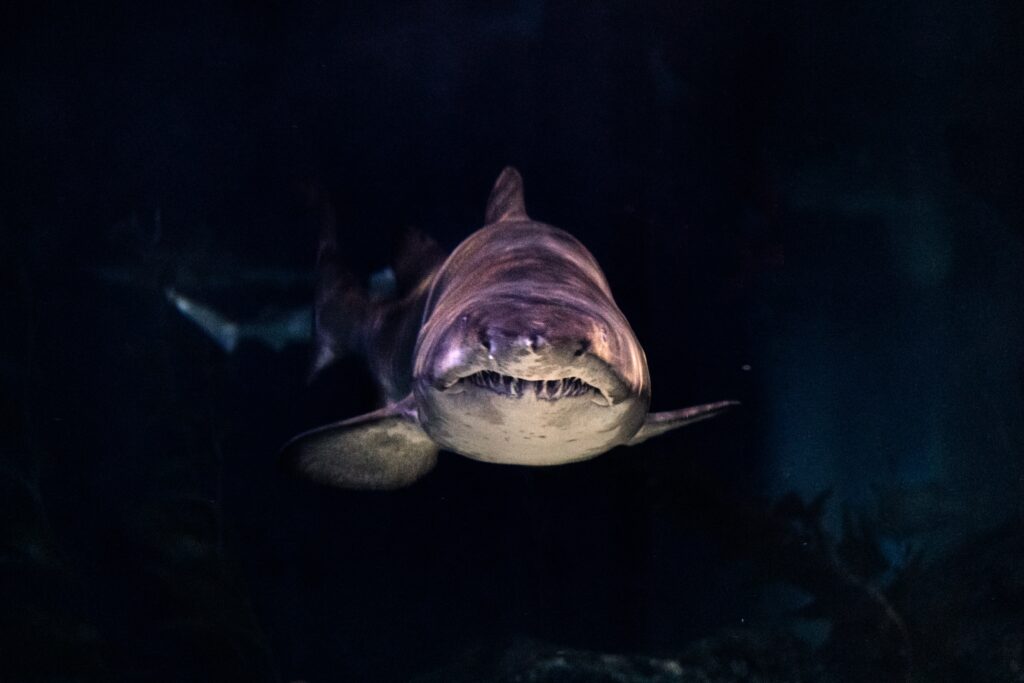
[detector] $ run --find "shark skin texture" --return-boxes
[281,168,738,490]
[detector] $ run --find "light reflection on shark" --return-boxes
[281,167,737,490]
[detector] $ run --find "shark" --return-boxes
[165,287,312,353]
[281,167,737,489]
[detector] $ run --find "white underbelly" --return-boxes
[418,387,644,466]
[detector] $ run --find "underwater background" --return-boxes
[2,1,1023,681]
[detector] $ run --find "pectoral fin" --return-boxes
[627,400,740,446]
[280,395,438,490]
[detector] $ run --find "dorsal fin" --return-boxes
[392,227,446,292]
[484,166,529,224]
[307,187,370,381]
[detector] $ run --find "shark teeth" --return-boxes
[462,371,597,400]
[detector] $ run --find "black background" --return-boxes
[2,1,1023,681]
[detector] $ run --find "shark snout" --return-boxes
[470,299,602,362]
[478,328,590,361]
[419,298,644,405]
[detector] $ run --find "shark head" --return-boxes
[409,168,654,464]
[412,280,652,464]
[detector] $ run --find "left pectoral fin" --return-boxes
[627,400,740,446]
[280,395,438,490]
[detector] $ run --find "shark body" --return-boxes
[282,168,736,489]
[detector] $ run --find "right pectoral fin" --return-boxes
[280,395,438,490]
[627,400,740,446]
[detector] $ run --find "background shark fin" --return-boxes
[280,395,438,490]
[484,166,529,224]
[626,400,740,446]
[165,288,240,353]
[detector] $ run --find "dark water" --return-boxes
[3,2,1023,681]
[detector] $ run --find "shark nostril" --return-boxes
[574,339,590,357]
[478,331,492,353]
[528,333,546,350]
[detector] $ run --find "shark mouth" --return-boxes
[460,370,600,401]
